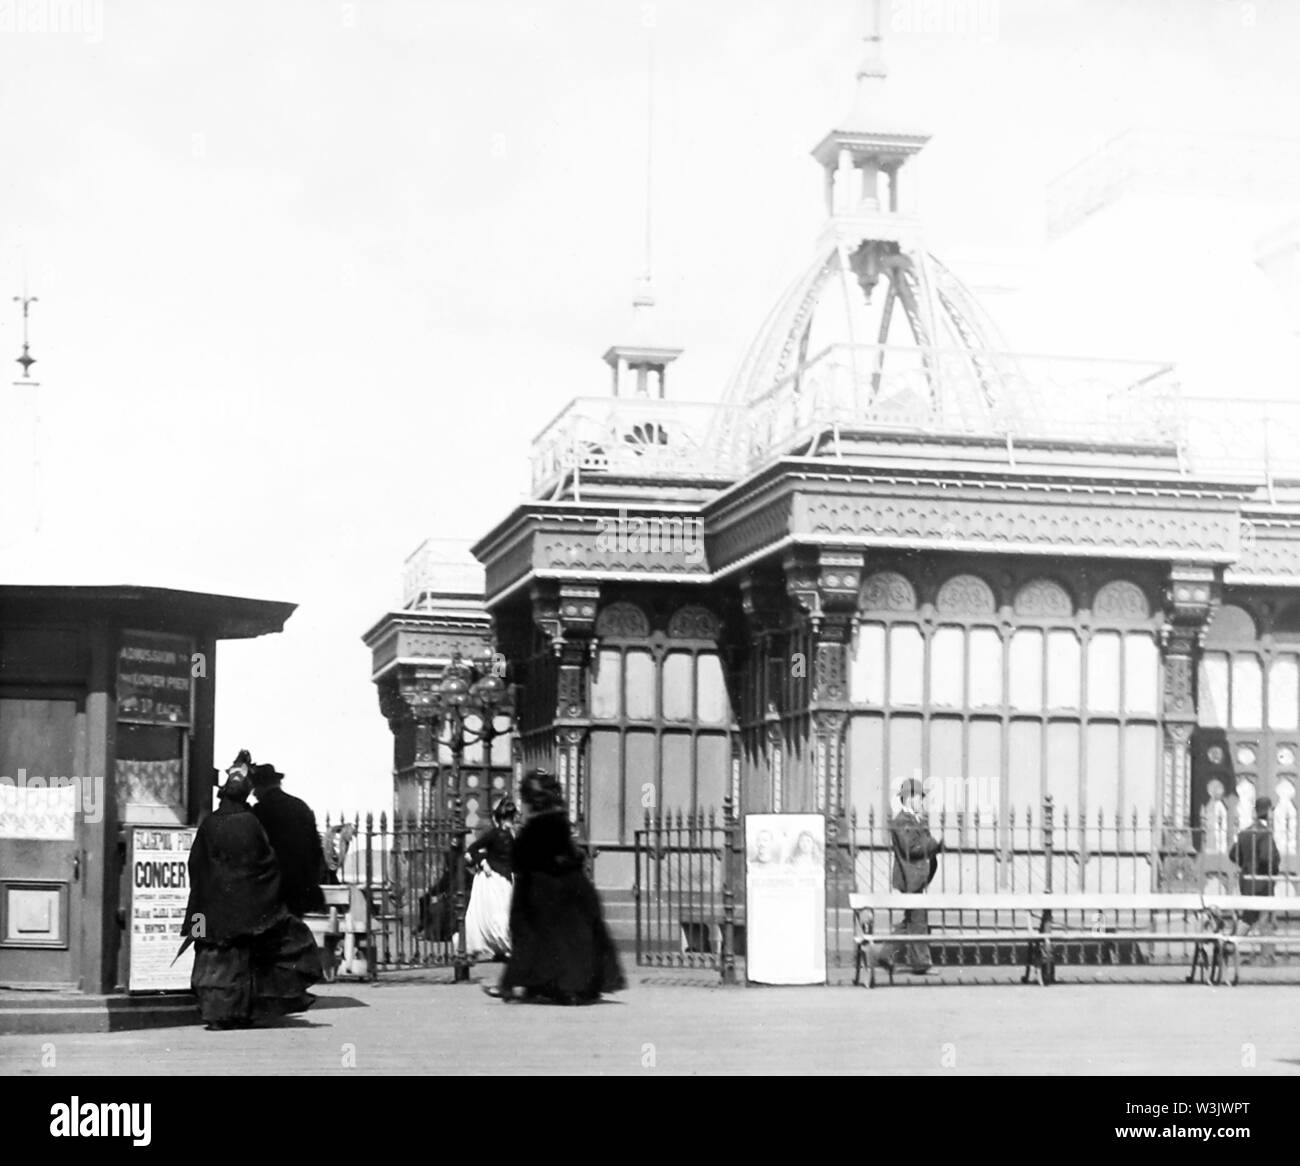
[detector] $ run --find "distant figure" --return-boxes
[250,763,327,917]
[184,766,323,1030]
[418,832,471,944]
[464,797,518,961]
[881,778,944,975]
[487,770,625,1004]
[321,822,357,885]
[1230,796,1282,929]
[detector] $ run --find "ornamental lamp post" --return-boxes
[428,648,517,982]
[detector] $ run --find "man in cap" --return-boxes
[881,777,944,975]
[1230,796,1282,955]
[249,762,327,917]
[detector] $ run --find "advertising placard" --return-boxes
[127,825,196,992]
[744,813,826,985]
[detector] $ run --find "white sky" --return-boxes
[2,0,1299,813]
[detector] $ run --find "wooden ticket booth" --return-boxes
[0,585,294,994]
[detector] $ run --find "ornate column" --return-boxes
[784,547,864,818]
[531,581,599,826]
[1159,563,1218,882]
[740,570,788,815]
[392,665,444,815]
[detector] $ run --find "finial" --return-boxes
[13,294,38,384]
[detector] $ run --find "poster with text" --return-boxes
[127,826,196,992]
[744,813,826,985]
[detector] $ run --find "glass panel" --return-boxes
[888,715,923,807]
[1085,722,1121,846]
[968,719,1001,819]
[850,623,886,705]
[1269,655,1300,731]
[888,625,924,707]
[1198,652,1229,728]
[590,648,622,720]
[1087,632,1121,715]
[1045,721,1081,828]
[623,731,657,837]
[1232,654,1263,729]
[968,628,1003,708]
[1046,629,1081,710]
[928,717,963,817]
[1008,720,1042,816]
[662,653,693,721]
[696,653,729,725]
[588,729,621,841]
[929,627,965,709]
[625,650,656,721]
[1123,724,1160,846]
[848,714,884,819]
[1008,629,1043,712]
[661,732,693,813]
[696,734,729,815]
[1123,633,1159,717]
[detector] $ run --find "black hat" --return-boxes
[898,778,925,801]
[1255,796,1273,817]
[249,763,283,786]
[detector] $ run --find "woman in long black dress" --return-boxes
[184,768,323,1029]
[487,770,624,1004]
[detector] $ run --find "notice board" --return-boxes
[744,813,826,985]
[126,825,196,992]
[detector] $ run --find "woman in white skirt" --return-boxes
[464,797,518,961]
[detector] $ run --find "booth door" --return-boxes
[0,698,82,989]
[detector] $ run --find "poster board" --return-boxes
[126,826,196,992]
[744,813,826,985]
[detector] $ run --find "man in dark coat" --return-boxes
[250,763,327,917]
[1230,796,1282,930]
[882,777,944,974]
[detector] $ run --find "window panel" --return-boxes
[1124,633,1159,717]
[662,653,693,721]
[625,650,656,720]
[588,729,621,841]
[1270,655,1300,730]
[1232,654,1263,729]
[1085,722,1121,826]
[1045,721,1081,826]
[929,627,965,709]
[661,732,693,813]
[968,628,1003,708]
[968,719,1001,818]
[888,625,924,707]
[888,715,923,806]
[590,649,622,720]
[1123,723,1160,825]
[1198,653,1229,728]
[850,623,886,705]
[697,653,730,725]
[696,734,729,815]
[928,717,963,815]
[1046,630,1081,710]
[1009,629,1043,712]
[848,714,884,817]
[1008,720,1042,814]
[1087,632,1121,715]
[623,731,656,837]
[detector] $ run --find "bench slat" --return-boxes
[849,893,1207,913]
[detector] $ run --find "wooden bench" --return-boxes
[304,884,373,981]
[849,892,1220,987]
[1200,894,1300,985]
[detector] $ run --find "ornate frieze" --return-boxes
[860,570,917,612]
[1013,578,1074,618]
[935,573,997,616]
[798,494,1239,559]
[595,601,650,639]
[1093,579,1150,621]
[667,605,721,640]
